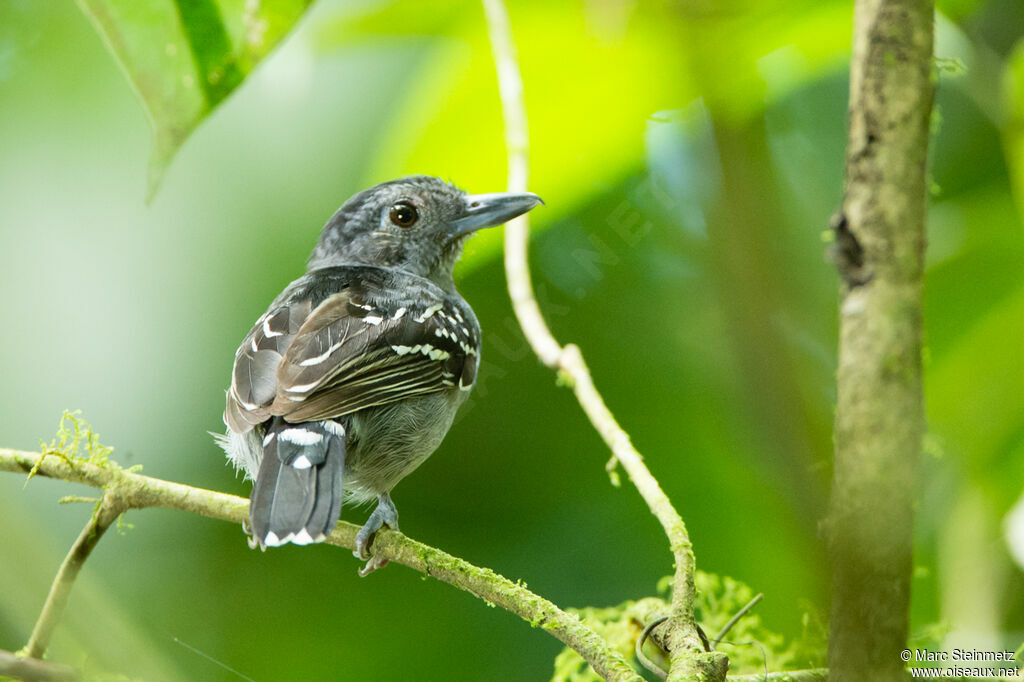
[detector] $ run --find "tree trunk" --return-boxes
[828,0,934,680]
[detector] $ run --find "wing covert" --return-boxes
[272,292,478,423]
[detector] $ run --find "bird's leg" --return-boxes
[354,493,399,576]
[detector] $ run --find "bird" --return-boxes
[217,176,542,573]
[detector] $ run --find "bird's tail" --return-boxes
[249,417,346,549]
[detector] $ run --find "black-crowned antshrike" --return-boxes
[218,176,542,573]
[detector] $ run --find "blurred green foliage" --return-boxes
[1,0,1023,679]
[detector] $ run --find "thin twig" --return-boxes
[479,1,724,679]
[0,448,638,681]
[23,491,125,659]
[711,593,763,649]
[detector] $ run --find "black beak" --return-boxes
[449,192,544,238]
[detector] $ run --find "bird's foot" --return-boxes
[242,519,265,551]
[354,494,398,576]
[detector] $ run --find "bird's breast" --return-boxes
[343,390,466,497]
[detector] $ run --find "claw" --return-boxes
[358,556,390,576]
[353,493,399,575]
[242,519,264,551]
[354,531,373,561]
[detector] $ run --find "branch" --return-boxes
[1,448,638,682]
[23,491,124,659]
[828,0,933,679]
[479,1,725,679]
[0,649,78,681]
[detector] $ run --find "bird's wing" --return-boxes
[269,291,478,423]
[225,298,314,433]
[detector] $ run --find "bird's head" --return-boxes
[309,176,543,288]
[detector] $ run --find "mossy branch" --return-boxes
[0,446,638,681]
[479,0,724,679]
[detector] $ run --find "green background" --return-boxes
[1,0,1023,679]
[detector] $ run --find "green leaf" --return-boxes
[76,0,313,199]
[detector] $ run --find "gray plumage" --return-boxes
[217,176,541,569]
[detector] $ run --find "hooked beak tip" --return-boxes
[451,191,544,237]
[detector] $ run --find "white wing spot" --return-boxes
[393,307,407,320]
[428,348,451,361]
[292,455,313,469]
[236,395,260,411]
[263,431,275,446]
[263,318,283,338]
[250,338,259,352]
[286,381,320,394]
[392,345,412,356]
[293,529,315,545]
[414,303,443,322]
[362,315,383,325]
[299,340,344,366]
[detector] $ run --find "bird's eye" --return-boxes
[389,201,418,228]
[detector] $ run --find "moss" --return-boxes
[551,573,827,680]
[29,410,127,484]
[551,597,662,681]
[115,514,135,536]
